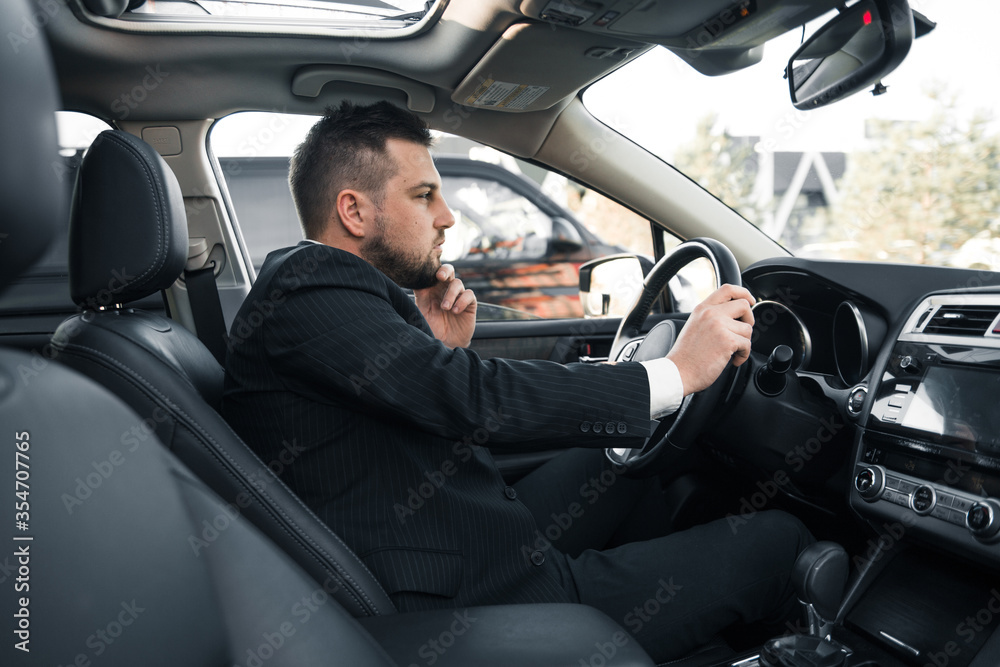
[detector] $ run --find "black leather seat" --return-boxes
[0,2,395,664]
[51,127,397,618]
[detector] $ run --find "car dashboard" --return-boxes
[737,258,1000,567]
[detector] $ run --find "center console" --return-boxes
[851,293,1000,558]
[839,291,1000,666]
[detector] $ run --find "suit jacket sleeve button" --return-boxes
[530,550,545,566]
[617,422,627,434]
[605,422,616,434]
[580,421,592,433]
[504,486,518,500]
[592,422,603,434]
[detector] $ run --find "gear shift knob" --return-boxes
[793,541,849,636]
[759,542,852,667]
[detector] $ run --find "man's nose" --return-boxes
[436,201,456,229]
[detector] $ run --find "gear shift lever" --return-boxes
[759,542,851,667]
[794,541,849,638]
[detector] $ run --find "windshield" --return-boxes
[585,0,1000,270]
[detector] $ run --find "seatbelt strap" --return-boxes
[184,262,229,365]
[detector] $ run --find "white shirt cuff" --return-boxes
[639,357,684,419]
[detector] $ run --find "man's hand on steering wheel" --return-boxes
[666,284,756,396]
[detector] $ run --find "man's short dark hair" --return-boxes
[289,100,432,240]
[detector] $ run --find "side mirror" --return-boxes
[787,0,914,110]
[578,254,654,318]
[549,216,585,254]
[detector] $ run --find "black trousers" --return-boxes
[513,448,814,662]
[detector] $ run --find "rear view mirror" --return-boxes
[787,0,914,110]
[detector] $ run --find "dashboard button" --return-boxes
[848,387,867,415]
[952,496,974,512]
[967,500,1000,540]
[968,504,992,532]
[937,493,954,508]
[856,467,886,501]
[896,480,917,495]
[911,486,935,514]
[888,395,906,408]
[930,505,951,521]
[949,509,968,526]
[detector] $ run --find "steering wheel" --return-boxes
[606,238,743,476]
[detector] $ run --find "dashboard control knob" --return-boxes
[847,386,867,416]
[899,355,921,373]
[910,485,935,515]
[855,466,884,501]
[967,501,1000,540]
[755,345,794,396]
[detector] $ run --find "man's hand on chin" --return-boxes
[414,263,478,349]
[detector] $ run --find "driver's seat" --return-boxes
[51,129,396,618]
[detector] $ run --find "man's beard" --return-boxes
[361,211,442,289]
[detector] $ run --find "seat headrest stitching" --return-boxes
[96,133,175,294]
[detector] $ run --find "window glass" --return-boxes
[585,0,1000,270]
[28,112,111,277]
[211,112,654,320]
[0,112,112,315]
[440,177,552,263]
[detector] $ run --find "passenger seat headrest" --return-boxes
[0,0,66,293]
[69,130,189,308]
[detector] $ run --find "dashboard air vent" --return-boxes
[922,305,1000,336]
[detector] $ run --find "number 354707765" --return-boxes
[15,431,30,530]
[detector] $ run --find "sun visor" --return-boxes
[451,22,648,113]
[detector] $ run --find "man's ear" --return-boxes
[335,189,371,239]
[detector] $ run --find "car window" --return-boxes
[440,176,552,263]
[211,112,656,320]
[0,112,110,310]
[584,0,1000,271]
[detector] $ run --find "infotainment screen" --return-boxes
[898,366,1000,453]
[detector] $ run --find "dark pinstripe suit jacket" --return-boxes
[222,242,655,611]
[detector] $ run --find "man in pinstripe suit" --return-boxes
[222,101,813,662]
